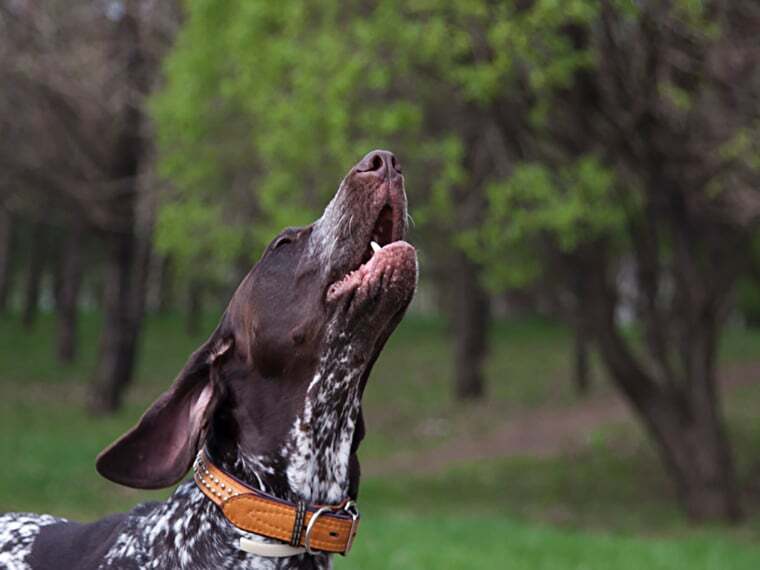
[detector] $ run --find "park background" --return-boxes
[1,1,759,568]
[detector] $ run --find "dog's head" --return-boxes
[97,150,417,490]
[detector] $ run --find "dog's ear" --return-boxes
[96,327,234,490]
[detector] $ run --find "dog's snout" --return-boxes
[355,149,402,178]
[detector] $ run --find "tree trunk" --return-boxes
[89,211,153,413]
[572,325,591,396]
[588,260,742,522]
[87,6,148,414]
[89,230,141,413]
[571,268,592,396]
[22,222,46,328]
[598,339,741,521]
[0,209,12,313]
[648,399,741,522]
[186,279,203,336]
[451,251,490,400]
[55,224,84,362]
[157,255,174,313]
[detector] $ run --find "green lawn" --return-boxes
[336,515,760,570]
[1,312,760,568]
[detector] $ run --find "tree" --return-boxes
[468,1,760,521]
[0,209,13,313]
[21,222,47,329]
[0,0,181,409]
[737,237,760,327]
[54,222,85,362]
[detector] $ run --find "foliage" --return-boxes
[152,0,602,276]
[461,155,623,290]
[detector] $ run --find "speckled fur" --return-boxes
[283,337,361,505]
[0,514,62,570]
[97,482,322,570]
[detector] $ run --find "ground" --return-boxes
[368,360,760,477]
[1,313,759,569]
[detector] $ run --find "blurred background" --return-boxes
[1,0,759,568]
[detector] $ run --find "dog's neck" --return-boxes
[157,331,367,568]
[214,333,364,506]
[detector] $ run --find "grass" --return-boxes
[336,515,760,570]
[1,311,760,568]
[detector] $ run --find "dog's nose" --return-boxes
[355,149,402,178]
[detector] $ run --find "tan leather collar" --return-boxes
[193,450,360,556]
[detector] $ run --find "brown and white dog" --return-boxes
[0,150,418,570]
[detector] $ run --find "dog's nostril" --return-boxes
[390,154,402,173]
[369,154,384,172]
[357,151,386,173]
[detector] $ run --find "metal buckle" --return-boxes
[303,506,332,555]
[341,500,360,555]
[302,501,361,556]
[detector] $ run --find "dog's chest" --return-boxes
[99,484,329,570]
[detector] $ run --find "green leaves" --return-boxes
[154,199,245,279]
[463,156,622,290]
[152,0,609,288]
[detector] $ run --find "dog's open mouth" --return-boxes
[326,199,417,306]
[359,204,395,264]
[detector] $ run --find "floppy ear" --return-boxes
[96,331,233,490]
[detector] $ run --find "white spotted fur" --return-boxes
[0,513,61,570]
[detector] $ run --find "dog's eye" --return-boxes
[273,236,292,249]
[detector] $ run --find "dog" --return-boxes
[0,149,418,570]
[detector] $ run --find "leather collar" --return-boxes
[193,449,360,556]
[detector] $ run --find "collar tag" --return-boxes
[239,537,306,558]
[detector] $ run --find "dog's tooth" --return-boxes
[371,241,381,253]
